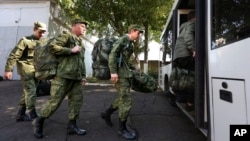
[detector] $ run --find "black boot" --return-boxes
[16,106,31,122]
[118,119,136,140]
[32,117,45,139]
[28,109,38,120]
[67,120,86,135]
[101,106,117,126]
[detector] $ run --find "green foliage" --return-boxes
[148,69,158,80]
[56,0,174,41]
[56,0,174,65]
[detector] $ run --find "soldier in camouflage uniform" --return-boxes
[4,22,47,122]
[101,24,143,140]
[32,19,88,139]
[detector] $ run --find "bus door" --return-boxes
[176,9,191,36]
[207,0,250,141]
[175,7,209,136]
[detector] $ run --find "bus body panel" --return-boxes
[208,38,250,141]
[211,78,247,141]
[158,63,172,91]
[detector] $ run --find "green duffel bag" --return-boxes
[169,67,195,93]
[131,71,158,93]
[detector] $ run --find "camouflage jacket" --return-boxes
[109,35,134,78]
[5,35,39,76]
[49,31,86,80]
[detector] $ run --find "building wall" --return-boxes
[0,1,94,79]
[0,1,50,80]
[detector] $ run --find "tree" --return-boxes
[56,0,174,72]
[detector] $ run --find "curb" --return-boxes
[85,83,114,86]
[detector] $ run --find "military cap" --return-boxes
[72,19,89,26]
[34,21,47,31]
[128,24,144,33]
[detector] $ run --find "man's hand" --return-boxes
[4,72,12,80]
[110,73,118,83]
[71,45,81,53]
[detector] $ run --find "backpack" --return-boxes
[34,38,58,80]
[169,67,195,93]
[91,38,118,80]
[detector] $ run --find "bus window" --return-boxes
[212,0,250,49]
[179,14,188,27]
[161,20,173,64]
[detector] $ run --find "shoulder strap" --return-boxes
[118,43,131,68]
[64,34,76,48]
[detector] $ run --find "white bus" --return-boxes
[158,0,250,141]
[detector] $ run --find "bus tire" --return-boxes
[164,74,169,92]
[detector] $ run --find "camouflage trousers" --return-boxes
[112,78,132,122]
[19,76,38,111]
[39,76,83,120]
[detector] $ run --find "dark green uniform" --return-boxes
[5,35,39,111]
[109,35,134,122]
[39,31,86,120]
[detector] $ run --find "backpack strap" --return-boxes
[63,32,79,48]
[118,43,130,68]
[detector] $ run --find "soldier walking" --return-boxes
[101,24,143,140]
[4,22,47,121]
[32,19,88,139]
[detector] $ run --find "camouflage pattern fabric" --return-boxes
[169,67,195,93]
[38,32,86,120]
[111,78,132,121]
[92,38,117,80]
[109,35,134,78]
[5,35,38,73]
[19,77,38,110]
[39,76,83,120]
[48,31,86,80]
[34,38,58,80]
[108,35,135,122]
[92,66,111,80]
[5,35,40,110]
[131,71,158,93]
